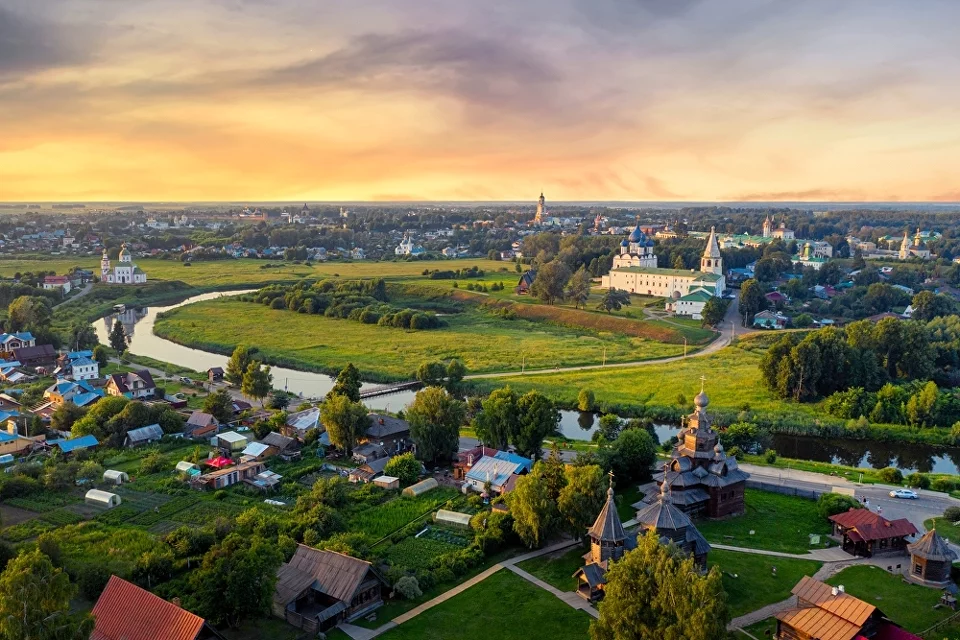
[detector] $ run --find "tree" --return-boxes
[604,428,656,482]
[329,363,362,402]
[472,386,519,451]
[577,388,596,412]
[50,403,86,433]
[912,291,955,322]
[92,345,108,369]
[591,530,728,640]
[203,388,234,424]
[566,266,592,309]
[6,296,52,332]
[267,390,290,411]
[0,549,93,640]
[383,452,421,486]
[558,464,605,535]
[514,391,559,460]
[108,318,128,353]
[530,259,572,305]
[320,394,369,453]
[596,288,631,313]
[415,361,447,387]
[738,279,765,326]
[76,460,104,485]
[445,359,466,392]
[69,322,98,351]
[508,472,553,548]
[241,362,272,406]
[700,297,728,328]
[816,492,860,519]
[225,345,253,385]
[187,534,283,628]
[407,386,465,465]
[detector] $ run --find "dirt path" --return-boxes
[53,282,93,308]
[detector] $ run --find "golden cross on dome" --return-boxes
[699,375,707,392]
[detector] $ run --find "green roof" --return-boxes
[613,267,722,282]
[678,290,714,303]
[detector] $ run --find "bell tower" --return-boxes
[100,249,111,282]
[700,227,723,276]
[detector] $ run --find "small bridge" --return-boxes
[359,380,422,400]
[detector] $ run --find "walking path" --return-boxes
[53,282,93,308]
[712,543,852,562]
[339,539,583,640]
[505,564,599,619]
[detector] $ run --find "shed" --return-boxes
[125,423,164,447]
[103,470,129,485]
[175,461,201,477]
[434,509,472,528]
[85,489,121,508]
[51,434,99,454]
[402,478,439,497]
[373,475,400,491]
[217,431,248,452]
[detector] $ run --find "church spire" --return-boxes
[587,471,626,544]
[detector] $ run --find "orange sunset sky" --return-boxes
[2,0,960,203]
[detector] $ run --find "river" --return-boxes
[94,292,960,475]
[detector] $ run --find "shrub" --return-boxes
[943,506,960,522]
[817,492,860,520]
[765,450,777,464]
[577,389,596,412]
[931,477,956,493]
[876,467,903,484]
[394,576,422,600]
[906,473,930,489]
[140,451,166,475]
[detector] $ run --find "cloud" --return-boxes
[0,6,89,78]
[725,188,866,202]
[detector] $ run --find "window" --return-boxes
[914,563,923,575]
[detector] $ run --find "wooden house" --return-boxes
[515,270,537,295]
[907,529,956,587]
[192,459,265,490]
[104,370,157,399]
[207,367,225,382]
[362,414,411,455]
[91,575,223,640]
[829,509,917,557]
[184,411,219,438]
[775,576,920,640]
[273,545,389,633]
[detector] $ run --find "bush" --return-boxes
[817,492,860,520]
[931,477,956,493]
[765,450,777,464]
[943,506,960,522]
[876,467,903,484]
[140,451,166,475]
[394,576,422,600]
[906,473,931,489]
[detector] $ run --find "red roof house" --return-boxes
[91,575,219,640]
[829,508,918,557]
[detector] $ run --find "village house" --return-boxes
[0,332,35,354]
[453,445,500,481]
[255,431,302,461]
[515,270,537,295]
[12,344,58,370]
[207,367,224,382]
[43,379,103,406]
[829,508,918,557]
[184,410,219,438]
[42,275,71,294]
[124,423,164,447]
[463,450,532,495]
[104,370,157,399]
[192,459,265,490]
[349,456,392,484]
[362,413,411,455]
[91,575,223,640]
[775,576,920,640]
[752,309,788,329]
[273,545,389,633]
[49,434,99,456]
[282,407,321,440]
[656,382,749,518]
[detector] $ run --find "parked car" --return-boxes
[889,489,918,499]
[178,377,193,384]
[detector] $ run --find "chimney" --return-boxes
[379,418,385,425]
[838,585,845,593]
[831,587,838,596]
[172,597,181,607]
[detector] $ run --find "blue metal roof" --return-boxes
[53,435,99,452]
[0,432,19,443]
[493,450,533,473]
[465,454,526,489]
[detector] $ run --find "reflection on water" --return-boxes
[771,434,960,476]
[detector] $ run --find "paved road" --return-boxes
[53,282,93,308]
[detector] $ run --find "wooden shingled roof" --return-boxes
[829,509,918,541]
[278,545,383,605]
[91,575,205,640]
[776,576,877,640]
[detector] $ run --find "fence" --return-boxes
[746,479,821,501]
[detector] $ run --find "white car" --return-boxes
[889,489,918,499]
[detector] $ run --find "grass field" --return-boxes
[377,569,592,640]
[735,617,777,639]
[710,549,822,618]
[924,517,960,544]
[826,565,954,633]
[516,546,585,592]
[470,344,797,415]
[696,489,832,554]
[153,298,688,380]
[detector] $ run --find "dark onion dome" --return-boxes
[628,223,646,243]
[620,239,630,247]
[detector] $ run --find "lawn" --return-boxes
[472,345,806,416]
[924,517,960,545]
[696,489,832,554]
[222,616,307,640]
[826,565,955,633]
[516,546,585,592]
[735,617,777,639]
[153,298,687,380]
[709,549,822,618]
[377,569,592,640]
[616,484,645,522]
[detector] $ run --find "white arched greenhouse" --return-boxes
[85,489,122,509]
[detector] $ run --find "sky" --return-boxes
[2,0,960,203]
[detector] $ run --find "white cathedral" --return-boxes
[601,224,725,319]
[101,244,148,285]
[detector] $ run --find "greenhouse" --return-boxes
[434,509,472,528]
[402,477,439,497]
[85,489,122,509]
[102,470,129,485]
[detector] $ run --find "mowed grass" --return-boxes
[736,617,777,639]
[710,549,822,618]
[153,298,686,380]
[696,490,832,554]
[826,565,954,633]
[0,257,507,288]
[472,345,797,415]
[516,546,586,592]
[377,569,592,640]
[924,517,960,545]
